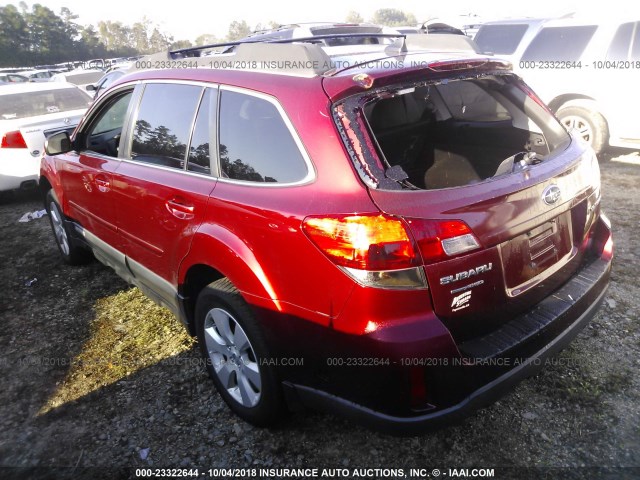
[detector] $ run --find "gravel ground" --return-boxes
[0,150,638,480]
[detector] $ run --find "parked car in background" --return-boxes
[0,73,29,84]
[516,16,640,152]
[20,69,60,82]
[1,82,91,192]
[395,22,466,35]
[51,69,105,91]
[41,35,612,432]
[86,67,129,99]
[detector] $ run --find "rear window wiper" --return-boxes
[494,151,543,177]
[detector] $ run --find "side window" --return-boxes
[606,22,635,61]
[131,83,202,169]
[187,88,216,175]
[632,23,640,60]
[521,26,597,62]
[218,89,308,183]
[85,91,133,157]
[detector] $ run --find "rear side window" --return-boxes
[521,26,597,61]
[187,88,216,175]
[474,24,529,55]
[218,89,308,183]
[131,83,202,169]
[634,25,640,60]
[607,22,636,61]
[0,88,90,120]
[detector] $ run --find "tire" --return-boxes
[195,278,285,426]
[556,105,608,154]
[45,190,92,265]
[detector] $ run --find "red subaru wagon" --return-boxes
[40,35,613,433]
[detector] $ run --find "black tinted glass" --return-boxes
[188,88,215,175]
[85,91,132,157]
[521,26,597,61]
[219,90,308,183]
[132,83,202,169]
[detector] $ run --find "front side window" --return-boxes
[218,89,308,183]
[84,90,133,157]
[131,83,202,169]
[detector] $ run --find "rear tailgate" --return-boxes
[369,140,601,341]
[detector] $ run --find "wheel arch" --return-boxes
[178,224,283,336]
[547,94,598,113]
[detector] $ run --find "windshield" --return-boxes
[336,75,570,191]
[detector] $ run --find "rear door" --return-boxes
[113,82,218,305]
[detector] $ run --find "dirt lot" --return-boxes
[0,150,638,479]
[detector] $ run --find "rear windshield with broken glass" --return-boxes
[0,88,90,120]
[340,75,570,191]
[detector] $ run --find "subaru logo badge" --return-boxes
[542,185,561,205]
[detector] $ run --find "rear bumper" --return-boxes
[284,227,612,434]
[0,151,40,191]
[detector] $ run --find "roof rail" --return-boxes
[170,33,405,57]
[131,33,478,78]
[134,42,337,77]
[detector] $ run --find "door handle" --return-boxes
[166,198,195,220]
[94,177,110,192]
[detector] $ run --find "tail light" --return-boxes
[303,214,417,270]
[405,219,480,264]
[302,214,426,289]
[1,130,28,149]
[302,214,480,288]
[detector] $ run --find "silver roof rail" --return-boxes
[131,43,336,77]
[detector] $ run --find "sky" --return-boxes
[3,0,638,42]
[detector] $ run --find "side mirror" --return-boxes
[86,84,97,91]
[45,131,72,155]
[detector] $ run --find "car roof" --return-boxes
[0,81,80,95]
[479,17,552,27]
[536,15,631,28]
[133,33,482,79]
[20,69,54,75]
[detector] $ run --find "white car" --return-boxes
[0,82,91,192]
[50,69,105,91]
[511,15,640,153]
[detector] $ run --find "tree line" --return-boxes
[0,4,418,68]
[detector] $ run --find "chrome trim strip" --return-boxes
[80,226,180,316]
[127,257,180,315]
